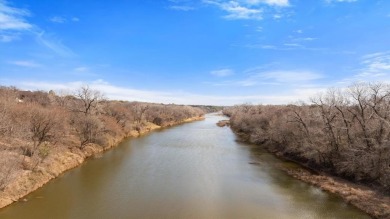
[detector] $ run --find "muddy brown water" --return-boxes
[0,114,371,219]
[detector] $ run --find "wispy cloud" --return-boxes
[0,33,19,42]
[337,52,390,84]
[291,37,317,41]
[35,31,75,57]
[49,16,80,23]
[207,67,323,88]
[258,70,323,83]
[325,0,358,3]
[283,43,302,47]
[167,0,197,11]
[74,66,89,72]
[14,79,320,105]
[0,0,32,42]
[246,0,289,7]
[169,5,195,11]
[0,1,75,57]
[273,14,282,19]
[245,43,326,51]
[255,26,263,32]
[356,52,390,78]
[0,0,31,30]
[49,16,66,23]
[8,60,41,67]
[204,0,263,20]
[210,68,234,77]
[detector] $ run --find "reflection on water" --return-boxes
[0,114,371,219]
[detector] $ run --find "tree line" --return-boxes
[0,85,205,190]
[224,82,390,192]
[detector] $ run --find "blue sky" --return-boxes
[1,0,390,105]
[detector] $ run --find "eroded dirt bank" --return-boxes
[280,165,390,219]
[256,144,389,219]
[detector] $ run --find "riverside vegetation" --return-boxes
[223,82,390,218]
[0,85,205,208]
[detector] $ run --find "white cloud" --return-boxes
[13,79,322,105]
[8,60,41,67]
[283,43,302,47]
[50,16,80,23]
[208,68,323,88]
[257,44,276,49]
[292,37,317,41]
[35,31,75,57]
[202,0,290,21]
[210,68,234,77]
[244,0,289,7]
[74,66,89,72]
[259,70,323,83]
[326,0,357,3]
[273,14,282,19]
[0,0,32,42]
[169,5,195,11]
[245,43,325,51]
[356,52,390,78]
[0,33,19,42]
[338,52,390,84]
[203,0,263,20]
[255,26,263,32]
[0,0,31,31]
[0,1,75,56]
[49,16,66,23]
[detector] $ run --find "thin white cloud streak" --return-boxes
[50,16,80,23]
[348,52,390,81]
[13,79,323,105]
[259,70,323,83]
[326,0,357,3]
[35,31,75,57]
[291,37,317,41]
[0,0,31,30]
[74,66,89,72]
[49,16,66,23]
[0,33,18,42]
[169,5,195,11]
[245,43,326,51]
[203,0,263,20]
[337,51,390,85]
[207,68,324,87]
[0,1,75,56]
[203,0,292,33]
[0,0,31,42]
[246,0,289,7]
[8,60,41,67]
[210,68,234,77]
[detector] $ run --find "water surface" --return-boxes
[0,114,370,219]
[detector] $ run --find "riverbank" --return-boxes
[281,166,390,219]
[232,133,390,219]
[0,116,204,209]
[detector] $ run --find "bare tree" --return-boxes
[347,83,374,149]
[28,106,58,151]
[73,86,104,115]
[72,114,104,148]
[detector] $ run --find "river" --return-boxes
[0,113,370,219]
